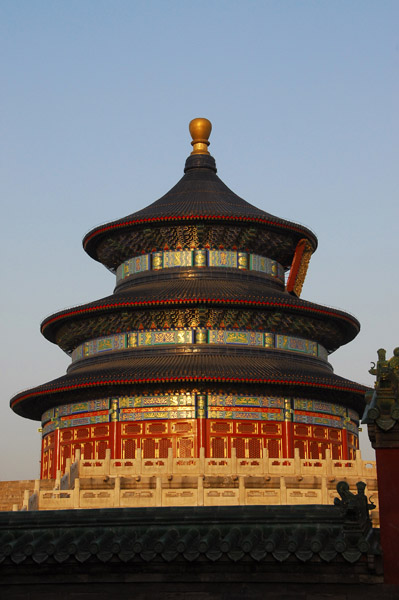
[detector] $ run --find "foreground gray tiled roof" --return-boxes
[0,483,379,567]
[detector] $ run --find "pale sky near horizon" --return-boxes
[1,1,398,480]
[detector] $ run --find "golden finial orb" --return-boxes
[189,118,212,155]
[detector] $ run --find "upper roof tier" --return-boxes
[83,119,318,271]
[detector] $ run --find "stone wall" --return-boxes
[0,480,54,512]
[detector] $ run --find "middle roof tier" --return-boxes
[41,276,359,354]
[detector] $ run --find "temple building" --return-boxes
[11,118,368,482]
[5,120,399,598]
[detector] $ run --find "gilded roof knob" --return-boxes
[189,118,212,155]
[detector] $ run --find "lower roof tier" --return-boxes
[41,277,360,354]
[11,349,368,420]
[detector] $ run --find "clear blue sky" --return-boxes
[1,1,398,479]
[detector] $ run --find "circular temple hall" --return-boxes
[11,119,367,480]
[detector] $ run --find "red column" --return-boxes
[341,427,349,459]
[196,394,207,456]
[374,446,399,584]
[283,399,294,458]
[282,421,294,458]
[53,428,60,479]
[368,422,399,584]
[110,398,119,458]
[40,437,46,479]
[110,421,119,458]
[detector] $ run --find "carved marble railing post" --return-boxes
[262,447,269,475]
[321,475,328,504]
[167,447,173,475]
[104,449,111,474]
[238,476,245,505]
[197,476,204,506]
[114,476,120,506]
[73,478,80,509]
[199,447,205,476]
[22,490,29,511]
[155,477,162,507]
[231,447,237,476]
[136,447,142,476]
[280,477,287,505]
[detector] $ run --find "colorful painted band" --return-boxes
[71,329,328,363]
[41,394,358,437]
[116,250,285,283]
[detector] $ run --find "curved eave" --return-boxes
[41,294,360,348]
[83,213,317,262]
[11,374,367,421]
[10,352,368,420]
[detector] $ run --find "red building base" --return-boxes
[41,418,357,479]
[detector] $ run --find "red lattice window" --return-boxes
[73,444,81,457]
[237,422,256,434]
[97,440,108,459]
[211,437,225,458]
[124,423,141,435]
[248,437,261,458]
[147,422,167,434]
[310,441,319,459]
[294,425,309,437]
[261,423,280,435]
[313,427,326,439]
[329,429,340,441]
[332,444,341,460]
[320,442,330,459]
[76,428,89,439]
[178,437,193,458]
[62,445,71,460]
[294,440,306,459]
[143,438,156,458]
[83,442,93,459]
[93,426,108,437]
[61,430,73,442]
[41,455,49,479]
[267,439,280,458]
[159,438,170,458]
[124,438,136,459]
[233,438,246,458]
[173,422,192,433]
[211,422,230,433]
[60,445,71,471]
[47,449,54,476]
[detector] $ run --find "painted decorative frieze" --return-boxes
[208,406,284,421]
[71,329,328,363]
[41,394,357,437]
[208,394,285,408]
[115,249,285,283]
[208,250,237,268]
[120,406,196,421]
[293,398,359,432]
